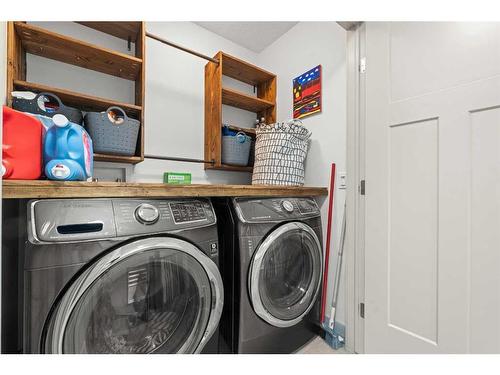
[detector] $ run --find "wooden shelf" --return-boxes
[13,80,142,119]
[222,87,274,113]
[221,52,276,85]
[7,22,146,164]
[206,164,254,172]
[205,51,276,173]
[14,22,142,81]
[76,22,142,42]
[2,180,328,199]
[93,153,143,164]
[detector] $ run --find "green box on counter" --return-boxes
[163,172,192,184]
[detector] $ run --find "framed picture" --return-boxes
[293,65,322,119]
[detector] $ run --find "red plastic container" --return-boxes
[2,106,43,179]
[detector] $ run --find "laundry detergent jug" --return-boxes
[44,114,93,181]
[2,106,44,179]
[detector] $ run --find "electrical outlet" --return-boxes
[338,172,347,189]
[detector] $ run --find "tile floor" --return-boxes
[297,336,351,354]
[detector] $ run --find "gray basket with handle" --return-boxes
[12,92,83,124]
[222,131,252,166]
[84,106,140,156]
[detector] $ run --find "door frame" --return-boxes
[344,21,366,354]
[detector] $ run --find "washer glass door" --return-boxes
[44,237,223,354]
[249,222,322,327]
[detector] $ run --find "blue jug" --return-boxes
[44,114,93,181]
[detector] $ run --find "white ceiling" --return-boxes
[194,22,298,53]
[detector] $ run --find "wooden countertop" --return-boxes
[2,180,328,199]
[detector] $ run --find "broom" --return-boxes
[322,201,346,349]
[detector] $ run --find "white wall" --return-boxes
[257,22,347,326]
[0,23,6,104]
[0,21,6,352]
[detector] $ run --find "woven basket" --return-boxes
[252,120,311,186]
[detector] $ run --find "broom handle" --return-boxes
[320,163,336,324]
[329,202,347,329]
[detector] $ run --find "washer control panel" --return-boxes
[135,203,160,225]
[281,200,295,213]
[28,198,216,243]
[234,197,320,223]
[113,198,215,237]
[169,201,207,224]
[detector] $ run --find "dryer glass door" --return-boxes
[44,237,223,354]
[249,222,322,328]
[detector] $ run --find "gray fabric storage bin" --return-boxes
[12,92,83,124]
[84,106,140,156]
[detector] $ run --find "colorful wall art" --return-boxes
[293,65,322,119]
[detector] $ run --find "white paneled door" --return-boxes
[364,22,500,353]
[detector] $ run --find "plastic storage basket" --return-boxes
[12,92,83,125]
[84,106,140,156]
[252,119,311,186]
[221,126,252,166]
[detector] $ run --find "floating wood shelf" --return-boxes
[220,52,275,85]
[6,22,146,164]
[93,153,143,164]
[14,22,142,81]
[13,80,142,119]
[2,180,328,199]
[205,51,276,173]
[76,22,142,43]
[210,164,254,172]
[222,87,274,113]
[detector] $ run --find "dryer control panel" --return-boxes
[233,197,320,223]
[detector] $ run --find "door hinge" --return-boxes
[359,57,366,73]
[359,180,366,195]
[360,302,365,319]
